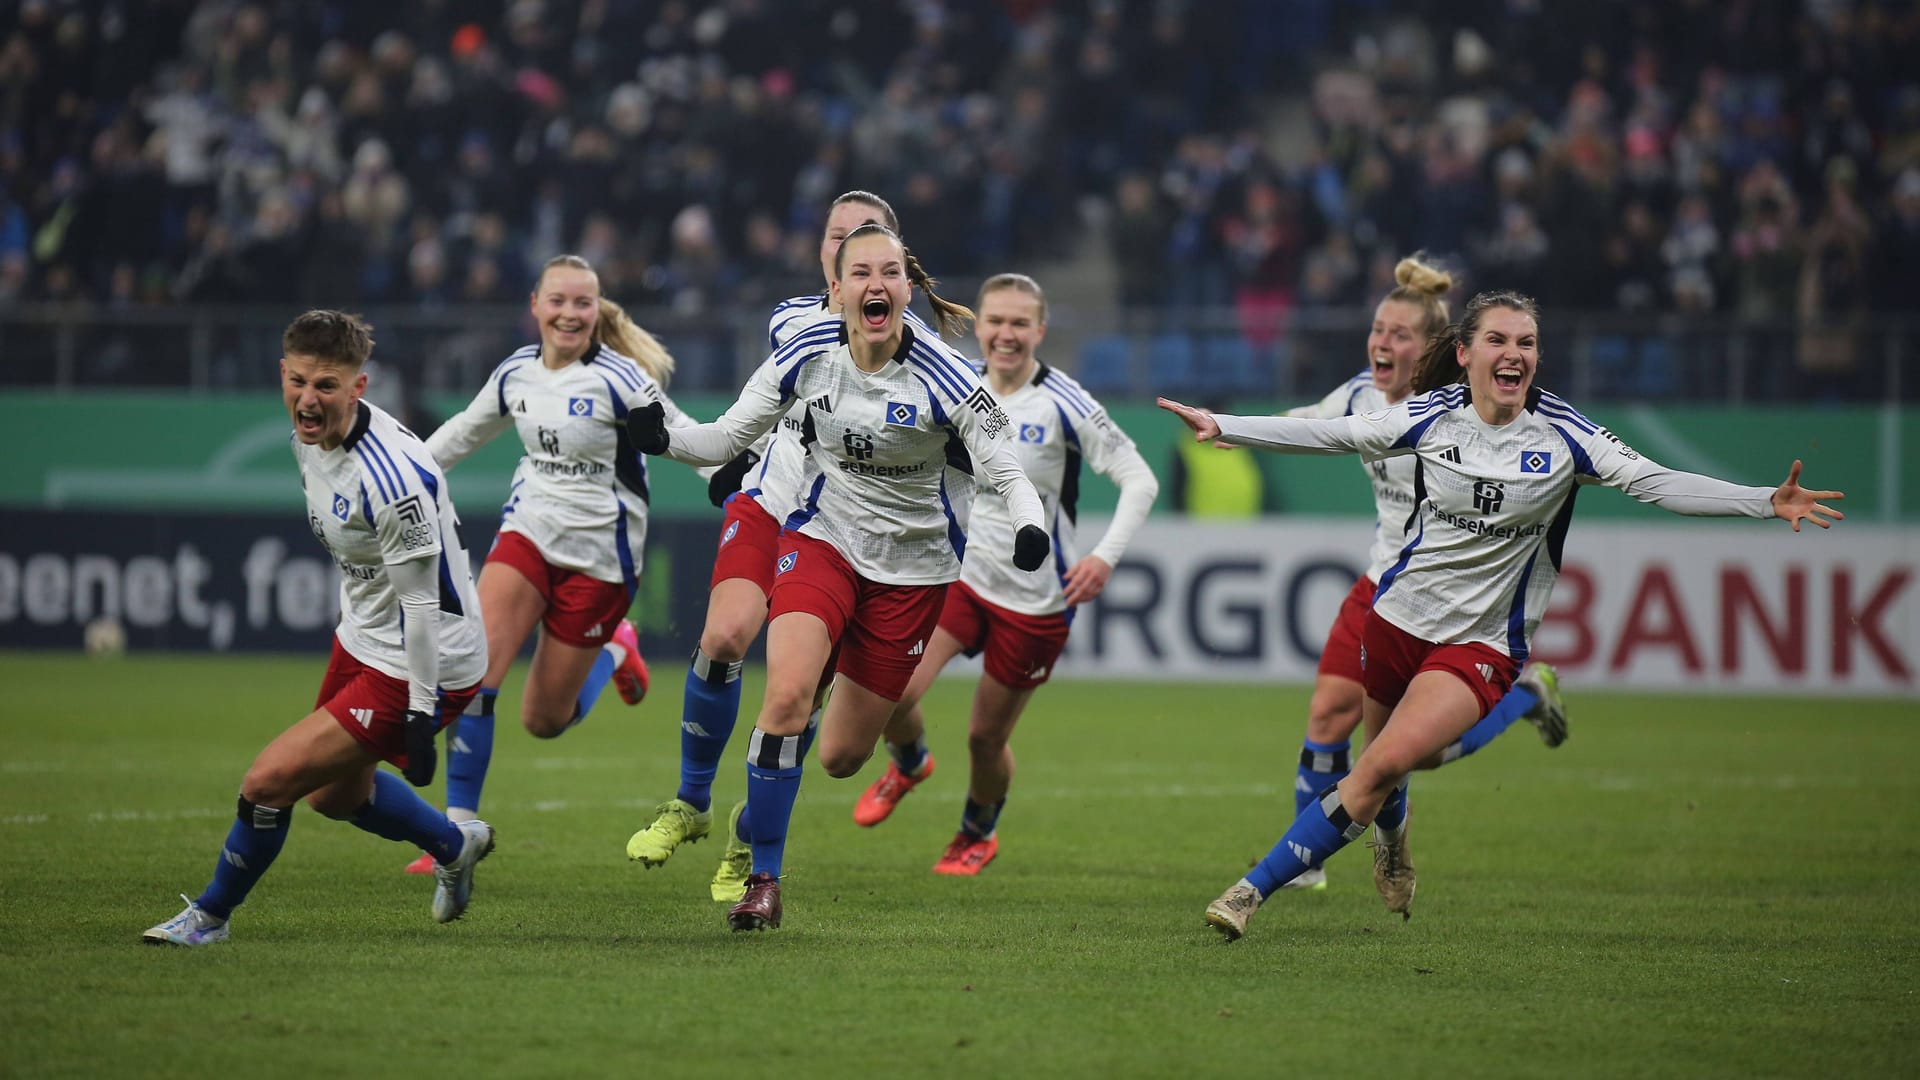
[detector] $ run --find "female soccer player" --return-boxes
[1275,255,1570,899]
[627,224,1050,930]
[624,192,934,905]
[850,272,1160,875]
[1161,290,1844,941]
[402,255,690,871]
[144,311,493,945]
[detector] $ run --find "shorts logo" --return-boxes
[777,551,798,575]
[568,397,594,417]
[1018,423,1046,444]
[349,707,374,728]
[886,401,918,427]
[1520,451,1552,474]
[908,639,924,656]
[1476,663,1495,682]
[1359,645,1367,670]
[331,493,351,522]
[721,521,740,546]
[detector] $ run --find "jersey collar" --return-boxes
[339,400,372,452]
[535,341,603,366]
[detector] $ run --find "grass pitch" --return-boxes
[0,652,1914,1078]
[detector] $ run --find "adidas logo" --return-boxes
[349,707,374,728]
[1294,776,1313,794]
[1286,840,1314,864]
[1027,663,1049,680]
[450,736,471,755]
[682,721,715,737]
[222,847,249,870]
[908,639,924,656]
[1440,445,1462,463]
[584,624,605,639]
[1476,663,1495,682]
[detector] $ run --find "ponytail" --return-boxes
[903,247,974,338]
[594,297,676,387]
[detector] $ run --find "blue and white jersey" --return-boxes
[296,401,486,689]
[741,294,946,523]
[1286,371,1412,582]
[961,363,1155,616]
[427,342,696,590]
[1215,386,1776,659]
[666,322,1046,587]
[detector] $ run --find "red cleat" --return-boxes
[851,754,935,827]
[931,832,998,876]
[403,852,436,875]
[610,619,650,705]
[727,872,782,931]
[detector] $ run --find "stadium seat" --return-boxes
[1588,335,1634,398]
[1074,334,1134,396]
[1635,338,1677,399]
[1147,332,1199,395]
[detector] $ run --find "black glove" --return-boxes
[707,448,761,508]
[1013,524,1049,572]
[401,708,438,787]
[626,400,670,455]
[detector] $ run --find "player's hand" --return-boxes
[708,449,761,508]
[626,400,670,455]
[401,708,438,787]
[1157,397,1222,442]
[1772,459,1844,532]
[1061,555,1113,606]
[1013,524,1049,572]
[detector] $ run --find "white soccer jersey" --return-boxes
[296,401,486,691]
[428,342,696,590]
[961,363,1156,616]
[1286,371,1416,582]
[741,295,945,522]
[1215,386,1777,659]
[666,321,1046,586]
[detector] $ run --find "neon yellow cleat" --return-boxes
[626,798,711,867]
[1516,661,1569,747]
[710,801,751,902]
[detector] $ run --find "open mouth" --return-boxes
[1372,354,1394,375]
[861,298,890,329]
[551,319,584,336]
[295,408,326,437]
[1494,367,1524,391]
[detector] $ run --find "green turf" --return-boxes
[1,652,1914,1079]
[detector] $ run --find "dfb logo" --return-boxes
[1472,480,1505,514]
[538,426,560,455]
[843,429,875,461]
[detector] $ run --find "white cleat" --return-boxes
[1279,866,1328,891]
[432,819,495,924]
[1205,882,1264,942]
[143,894,229,947]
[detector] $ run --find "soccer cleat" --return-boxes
[610,619,651,706]
[711,802,751,903]
[626,798,712,866]
[931,832,998,876]
[1280,866,1328,891]
[142,894,229,947]
[852,754,935,827]
[1516,661,1569,747]
[403,853,436,875]
[727,872,782,931]
[1204,883,1262,942]
[431,819,495,924]
[1369,828,1416,920]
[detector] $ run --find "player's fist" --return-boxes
[401,709,438,787]
[626,401,670,455]
[1013,524,1049,572]
[708,448,761,508]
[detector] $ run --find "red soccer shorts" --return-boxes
[1359,611,1517,717]
[767,531,946,701]
[317,637,480,771]
[485,529,629,647]
[1316,574,1376,683]
[709,493,783,597]
[938,580,1071,690]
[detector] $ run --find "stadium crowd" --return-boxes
[3,0,1917,396]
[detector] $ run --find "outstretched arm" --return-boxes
[1770,459,1845,532]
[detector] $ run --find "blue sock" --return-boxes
[446,688,497,815]
[194,797,292,920]
[889,735,930,777]
[799,708,820,759]
[572,649,618,726]
[1245,785,1368,898]
[1295,738,1351,816]
[960,796,1004,839]
[1374,778,1410,833]
[735,800,753,844]
[350,770,464,863]
[676,649,744,813]
[744,728,807,879]
[1442,685,1539,762]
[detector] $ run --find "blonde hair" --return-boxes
[535,254,676,386]
[977,272,1047,323]
[1384,253,1453,337]
[836,223,975,338]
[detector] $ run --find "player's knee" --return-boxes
[239,760,301,807]
[1346,758,1411,801]
[521,708,570,739]
[818,745,871,779]
[1305,697,1361,744]
[699,621,754,664]
[966,729,1009,760]
[303,787,359,820]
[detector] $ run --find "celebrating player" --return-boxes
[627,224,1049,930]
[1276,255,1570,900]
[402,255,690,871]
[1161,290,1844,941]
[144,311,492,946]
[852,272,1160,875]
